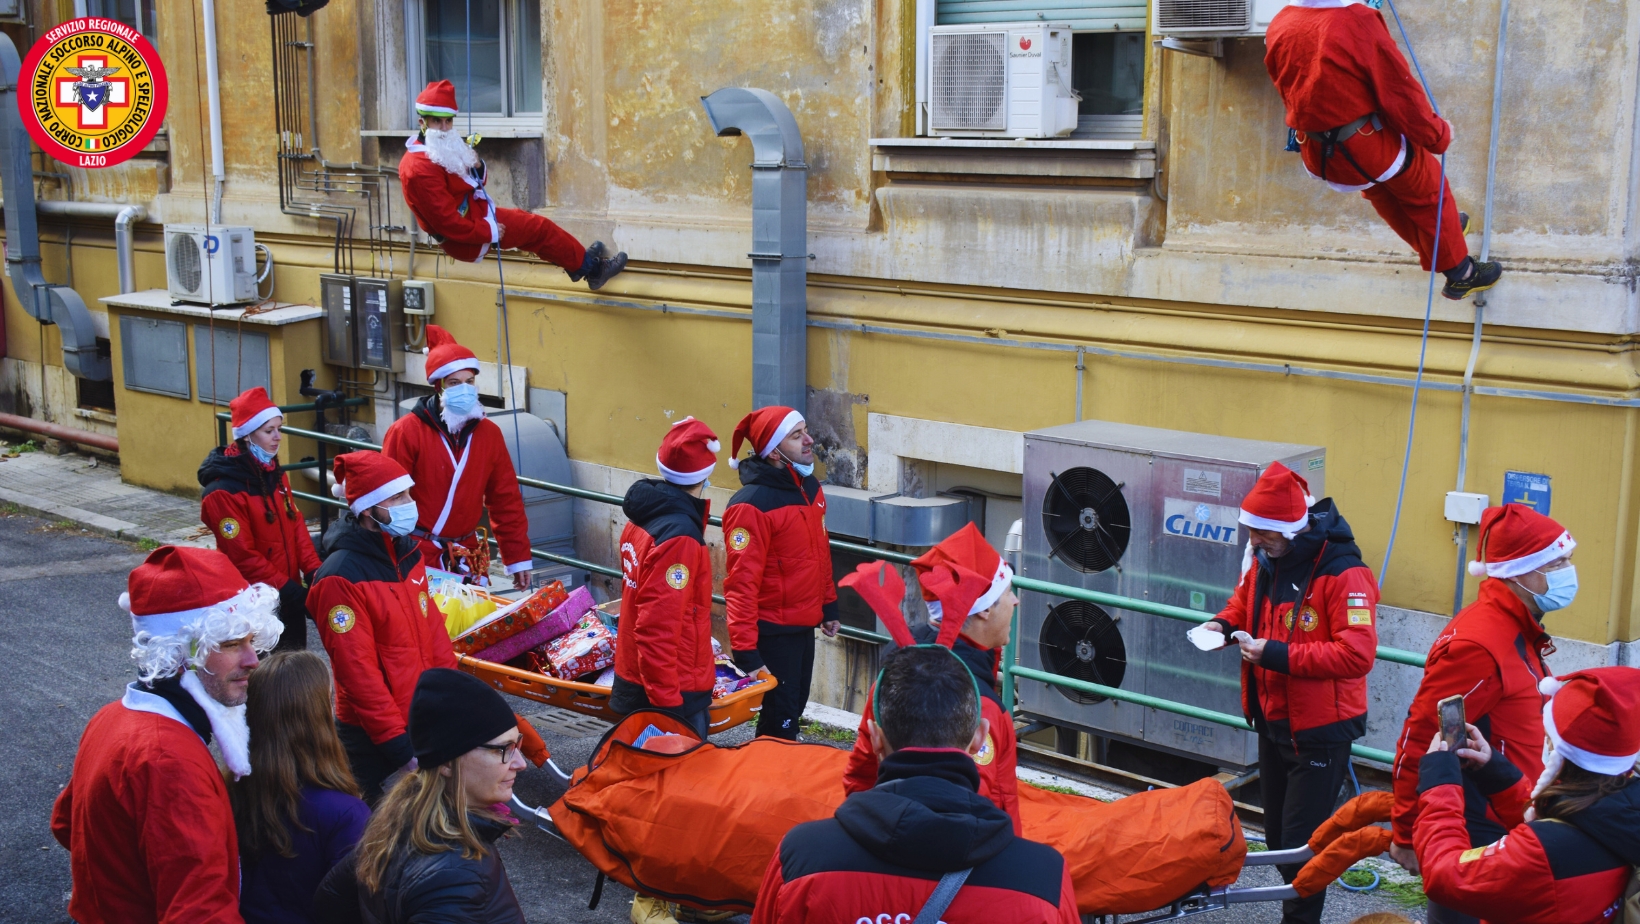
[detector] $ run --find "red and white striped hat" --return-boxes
[229,387,282,440]
[423,324,481,384]
[416,80,459,119]
[1531,667,1640,798]
[1468,503,1575,579]
[656,417,720,485]
[120,546,261,638]
[331,451,415,515]
[727,406,804,470]
[911,522,1013,623]
[1238,462,1316,538]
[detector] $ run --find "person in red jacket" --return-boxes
[840,524,1023,833]
[1192,462,1377,924]
[1413,667,1640,924]
[753,644,1079,924]
[400,80,626,290]
[610,417,721,739]
[382,324,534,591]
[309,451,459,803]
[723,405,839,739]
[1388,503,1575,924]
[1265,0,1501,301]
[53,545,283,924]
[198,387,321,651]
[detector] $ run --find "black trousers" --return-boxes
[273,581,309,652]
[755,627,815,740]
[609,676,712,739]
[1427,903,1480,924]
[1259,736,1352,924]
[337,721,399,806]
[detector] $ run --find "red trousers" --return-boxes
[438,206,586,272]
[1301,128,1468,273]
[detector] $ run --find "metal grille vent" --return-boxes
[168,233,202,294]
[1039,600,1127,704]
[1156,0,1250,31]
[1042,467,1131,573]
[930,32,1007,130]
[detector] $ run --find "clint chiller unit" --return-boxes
[927,23,1079,139]
[1018,420,1325,768]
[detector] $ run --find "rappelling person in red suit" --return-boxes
[1265,0,1502,301]
[399,79,627,290]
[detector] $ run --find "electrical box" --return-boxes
[1445,491,1489,525]
[320,273,357,368]
[353,278,404,372]
[402,280,435,316]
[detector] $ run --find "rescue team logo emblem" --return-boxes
[19,18,168,168]
[328,605,356,634]
[217,517,240,540]
[665,563,691,590]
[974,733,996,766]
[419,592,430,615]
[1298,606,1319,632]
[728,528,750,551]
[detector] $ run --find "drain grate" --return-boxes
[529,707,611,739]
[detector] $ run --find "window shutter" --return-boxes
[936,0,1147,32]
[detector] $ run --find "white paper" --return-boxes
[1187,623,1228,651]
[1231,630,1252,643]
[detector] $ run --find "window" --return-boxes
[414,0,541,120]
[84,0,158,40]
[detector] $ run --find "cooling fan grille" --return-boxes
[1038,599,1127,705]
[1041,466,1131,573]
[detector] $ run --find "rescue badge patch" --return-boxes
[1298,606,1319,632]
[419,592,430,615]
[19,18,170,169]
[665,564,690,590]
[328,605,356,634]
[975,733,995,766]
[217,517,240,540]
[728,528,750,551]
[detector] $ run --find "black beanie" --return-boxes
[410,668,517,768]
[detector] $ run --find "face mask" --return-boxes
[791,461,815,478]
[1526,565,1578,613]
[247,442,277,466]
[441,383,479,416]
[376,501,420,538]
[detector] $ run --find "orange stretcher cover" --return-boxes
[548,711,1246,915]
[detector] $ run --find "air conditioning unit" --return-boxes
[928,23,1079,139]
[165,224,259,306]
[1017,419,1325,769]
[1153,0,1284,37]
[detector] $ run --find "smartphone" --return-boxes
[1437,695,1467,752]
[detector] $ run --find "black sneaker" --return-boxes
[585,248,629,291]
[1441,259,1502,300]
[566,241,605,283]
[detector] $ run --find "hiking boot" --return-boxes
[631,896,679,924]
[566,241,605,283]
[584,243,629,291]
[675,908,736,923]
[1441,258,1503,301]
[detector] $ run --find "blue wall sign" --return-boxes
[1502,471,1551,515]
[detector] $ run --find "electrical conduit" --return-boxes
[202,0,226,223]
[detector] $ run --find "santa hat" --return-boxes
[1529,667,1640,800]
[727,406,804,470]
[1238,462,1316,538]
[120,546,266,639]
[331,451,415,515]
[656,417,720,485]
[423,324,481,384]
[1468,503,1576,579]
[416,80,459,119]
[229,387,282,440]
[911,522,1013,623]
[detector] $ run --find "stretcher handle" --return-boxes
[1240,845,1314,867]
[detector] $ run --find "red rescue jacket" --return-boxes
[722,456,838,669]
[1392,578,1552,846]
[1208,500,1378,747]
[399,137,500,254]
[756,748,1078,924]
[197,443,320,589]
[382,397,534,575]
[1414,749,1640,924]
[843,631,1022,834]
[309,516,456,767]
[613,479,715,709]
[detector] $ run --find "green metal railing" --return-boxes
[231,410,1420,766]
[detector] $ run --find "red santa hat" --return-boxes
[229,387,282,440]
[1530,667,1640,799]
[1238,462,1316,538]
[416,80,459,119]
[727,406,804,470]
[911,522,1013,623]
[656,417,720,485]
[120,546,258,638]
[331,451,415,515]
[1468,503,1575,579]
[423,324,481,384]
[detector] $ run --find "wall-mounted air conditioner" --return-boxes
[165,224,259,306]
[1153,0,1285,37]
[927,23,1079,139]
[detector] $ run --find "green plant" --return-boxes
[14,440,39,453]
[0,502,18,516]
[54,519,77,530]
[1024,781,1082,796]
[1339,868,1376,888]
[798,720,857,746]
[136,537,160,551]
[1375,875,1428,909]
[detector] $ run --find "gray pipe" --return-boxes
[27,201,147,294]
[700,88,809,414]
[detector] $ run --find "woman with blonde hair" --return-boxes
[230,650,370,924]
[317,668,528,923]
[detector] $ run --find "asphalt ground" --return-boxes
[0,508,1421,923]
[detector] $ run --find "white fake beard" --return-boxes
[181,668,253,780]
[439,397,487,434]
[423,127,479,176]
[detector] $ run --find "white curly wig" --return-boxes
[122,582,284,683]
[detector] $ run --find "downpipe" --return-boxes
[203,0,226,222]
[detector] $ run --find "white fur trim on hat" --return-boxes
[427,358,482,384]
[128,582,270,640]
[761,410,805,458]
[232,406,283,440]
[1238,509,1309,539]
[1470,531,1576,579]
[656,455,715,486]
[351,474,415,515]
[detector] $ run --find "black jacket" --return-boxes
[314,814,523,924]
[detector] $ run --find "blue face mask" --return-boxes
[376,501,420,538]
[441,383,480,416]
[791,461,815,478]
[1526,565,1578,613]
[247,442,277,466]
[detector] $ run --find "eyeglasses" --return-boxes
[474,740,522,763]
